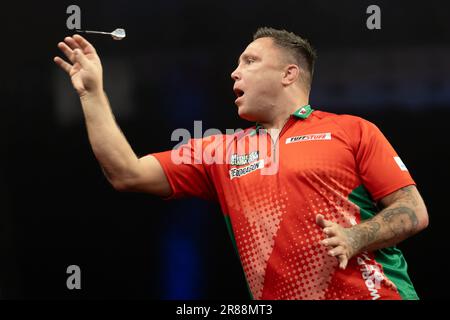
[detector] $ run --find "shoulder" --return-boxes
[312,110,379,134]
[313,110,373,126]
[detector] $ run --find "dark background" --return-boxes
[1,0,449,299]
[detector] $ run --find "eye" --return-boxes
[246,57,256,64]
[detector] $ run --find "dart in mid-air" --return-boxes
[76,28,126,40]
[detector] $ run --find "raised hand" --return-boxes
[54,34,103,97]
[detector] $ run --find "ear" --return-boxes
[281,64,300,86]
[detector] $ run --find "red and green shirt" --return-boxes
[152,105,419,300]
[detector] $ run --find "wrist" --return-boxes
[79,88,105,102]
[344,224,367,255]
[348,220,381,254]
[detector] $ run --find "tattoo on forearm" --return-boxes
[381,206,418,237]
[348,186,422,253]
[347,206,418,252]
[366,221,381,242]
[344,221,381,252]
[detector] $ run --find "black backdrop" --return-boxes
[2,0,449,299]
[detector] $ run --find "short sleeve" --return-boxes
[351,117,416,201]
[152,137,219,201]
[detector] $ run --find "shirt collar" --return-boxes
[250,105,314,136]
[292,104,314,119]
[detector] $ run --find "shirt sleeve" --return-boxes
[347,116,416,201]
[151,137,219,201]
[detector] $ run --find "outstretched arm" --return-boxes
[316,185,428,269]
[54,35,171,197]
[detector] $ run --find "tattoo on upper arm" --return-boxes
[381,206,418,236]
[397,186,418,206]
[380,185,419,208]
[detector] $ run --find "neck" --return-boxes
[259,94,309,130]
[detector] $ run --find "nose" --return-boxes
[231,66,241,81]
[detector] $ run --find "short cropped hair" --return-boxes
[253,27,317,90]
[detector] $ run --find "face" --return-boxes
[231,37,287,122]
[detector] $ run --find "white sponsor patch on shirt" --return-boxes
[394,156,408,171]
[229,160,264,179]
[285,132,331,144]
[230,151,259,166]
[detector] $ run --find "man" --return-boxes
[54,27,428,300]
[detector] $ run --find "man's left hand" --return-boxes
[316,214,361,270]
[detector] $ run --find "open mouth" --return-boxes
[234,88,245,99]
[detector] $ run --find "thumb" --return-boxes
[73,49,89,66]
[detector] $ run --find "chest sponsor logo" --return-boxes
[230,151,259,166]
[285,132,331,144]
[229,160,265,179]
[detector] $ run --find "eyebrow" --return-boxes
[237,53,255,65]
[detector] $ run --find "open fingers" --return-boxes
[53,56,72,74]
[321,236,341,248]
[64,36,82,51]
[58,41,76,63]
[325,245,348,269]
[322,226,337,238]
[72,48,90,68]
[73,34,96,53]
[328,245,345,257]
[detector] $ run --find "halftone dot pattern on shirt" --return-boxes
[263,214,337,299]
[231,182,288,299]
[261,169,362,299]
[302,164,361,227]
[303,176,363,299]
